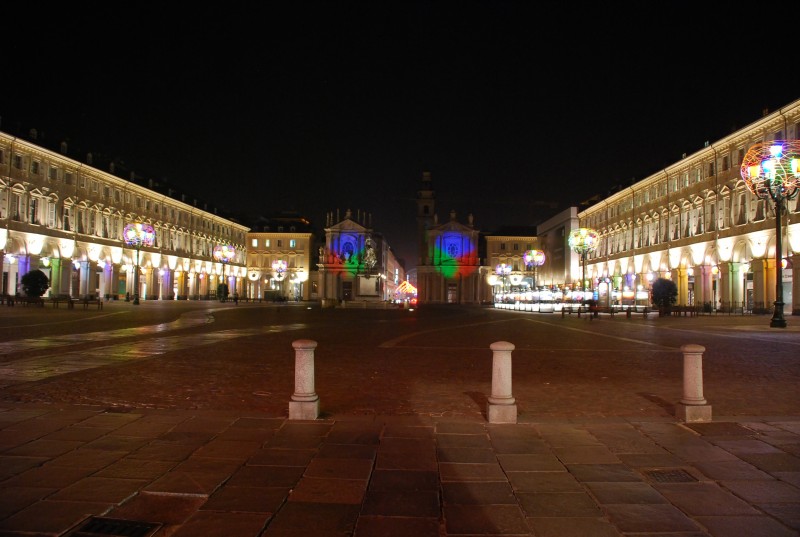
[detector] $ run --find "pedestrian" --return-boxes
[233,292,239,305]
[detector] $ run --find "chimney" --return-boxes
[86,152,93,165]
[29,128,38,140]
[60,141,68,154]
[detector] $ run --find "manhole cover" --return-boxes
[642,468,697,483]
[67,517,160,537]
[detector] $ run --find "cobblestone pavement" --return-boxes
[0,301,798,536]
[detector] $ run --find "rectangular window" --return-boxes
[47,202,56,227]
[290,239,296,248]
[63,206,72,231]
[277,240,282,247]
[103,186,110,198]
[266,239,271,247]
[79,177,87,189]
[49,167,59,181]
[0,150,4,164]
[64,172,73,185]
[29,197,39,223]
[500,243,506,250]
[13,155,22,169]
[251,238,257,247]
[92,180,98,192]
[513,243,518,250]
[31,161,40,174]
[126,192,131,204]
[136,197,142,208]
[722,156,729,171]
[145,200,151,211]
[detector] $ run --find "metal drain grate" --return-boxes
[67,517,160,537]
[642,468,697,483]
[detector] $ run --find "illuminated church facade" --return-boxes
[413,172,483,304]
[316,209,404,306]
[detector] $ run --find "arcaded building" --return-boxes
[0,130,248,300]
[578,98,800,314]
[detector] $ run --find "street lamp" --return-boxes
[523,249,546,292]
[272,259,287,294]
[213,244,236,301]
[741,140,800,328]
[568,228,600,301]
[495,263,511,297]
[123,223,156,305]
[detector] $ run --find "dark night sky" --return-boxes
[2,3,798,269]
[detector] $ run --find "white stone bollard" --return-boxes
[487,341,517,424]
[675,343,712,422]
[289,339,320,420]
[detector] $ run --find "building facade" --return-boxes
[578,99,800,314]
[316,209,403,306]
[0,131,248,301]
[245,214,315,301]
[414,172,482,304]
[484,231,538,302]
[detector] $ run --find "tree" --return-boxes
[651,277,677,315]
[20,269,50,297]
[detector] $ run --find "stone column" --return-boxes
[696,264,712,309]
[730,262,744,308]
[57,258,73,297]
[764,257,777,312]
[751,258,768,313]
[673,267,689,306]
[487,341,517,424]
[791,254,800,316]
[676,344,712,422]
[110,264,121,299]
[161,269,173,300]
[78,260,92,298]
[289,339,320,420]
[17,255,31,286]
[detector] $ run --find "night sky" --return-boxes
[2,3,798,269]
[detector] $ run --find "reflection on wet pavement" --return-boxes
[0,310,214,355]
[0,312,306,384]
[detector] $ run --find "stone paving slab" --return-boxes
[0,305,799,535]
[0,406,796,535]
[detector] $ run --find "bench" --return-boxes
[623,306,650,318]
[51,297,77,309]
[82,298,104,310]
[671,305,698,317]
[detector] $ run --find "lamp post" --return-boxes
[523,249,546,293]
[272,259,287,296]
[741,140,800,328]
[568,228,600,301]
[495,263,511,298]
[123,223,156,305]
[213,244,236,301]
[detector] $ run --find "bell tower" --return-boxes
[416,171,435,265]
